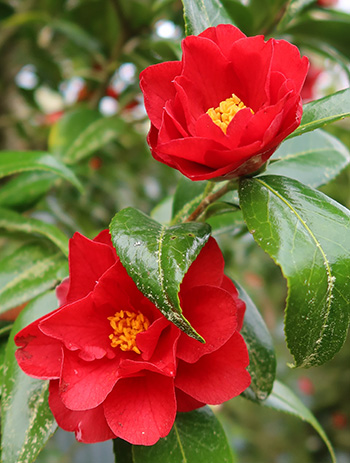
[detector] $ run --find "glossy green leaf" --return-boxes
[0,172,56,210]
[48,108,101,156]
[263,381,335,463]
[206,210,245,237]
[0,243,68,314]
[114,439,133,463]
[1,291,58,463]
[265,129,350,188]
[132,407,234,463]
[277,0,314,31]
[239,175,350,367]
[203,201,239,219]
[182,0,232,36]
[237,282,276,402]
[110,207,211,342]
[289,88,350,139]
[0,208,68,256]
[0,151,82,191]
[62,117,126,165]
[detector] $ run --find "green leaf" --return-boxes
[182,0,232,36]
[286,10,350,59]
[0,242,68,314]
[0,335,9,386]
[263,380,335,463]
[0,151,82,191]
[62,117,126,165]
[0,208,68,256]
[150,196,173,225]
[110,207,211,342]
[277,0,314,31]
[132,407,234,463]
[289,88,350,139]
[239,175,350,368]
[48,108,101,156]
[221,0,253,34]
[265,129,350,188]
[113,439,133,463]
[1,11,48,29]
[301,39,350,80]
[1,292,58,463]
[0,172,56,210]
[236,282,276,402]
[172,177,208,223]
[206,210,245,237]
[50,19,102,54]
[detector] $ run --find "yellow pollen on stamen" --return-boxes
[206,93,254,134]
[107,310,150,354]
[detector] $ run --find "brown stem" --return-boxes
[183,180,237,223]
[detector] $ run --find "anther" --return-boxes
[206,93,254,134]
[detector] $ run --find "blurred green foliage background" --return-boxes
[0,0,349,462]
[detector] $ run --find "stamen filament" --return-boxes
[108,310,150,354]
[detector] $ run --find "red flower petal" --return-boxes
[104,373,176,445]
[92,260,160,324]
[137,316,169,360]
[15,318,62,380]
[175,388,205,412]
[56,277,70,306]
[49,381,115,443]
[171,80,197,134]
[181,35,236,111]
[59,350,121,410]
[199,24,246,60]
[66,233,116,303]
[39,294,113,360]
[175,332,250,404]
[93,229,115,248]
[138,323,179,375]
[157,136,231,169]
[221,276,246,331]
[227,35,273,110]
[271,40,309,93]
[158,108,189,145]
[177,286,237,363]
[180,237,224,292]
[167,141,262,180]
[140,61,182,129]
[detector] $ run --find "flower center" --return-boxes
[108,310,150,354]
[206,93,254,134]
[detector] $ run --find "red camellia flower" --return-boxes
[15,230,250,446]
[140,25,309,181]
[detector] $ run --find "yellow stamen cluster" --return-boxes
[108,310,150,354]
[206,93,254,134]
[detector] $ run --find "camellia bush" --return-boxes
[0,0,350,462]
